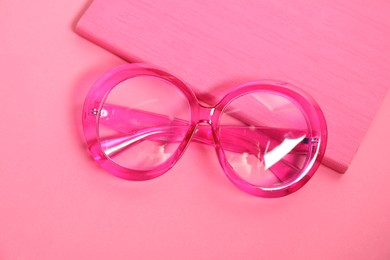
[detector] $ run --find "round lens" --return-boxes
[219,91,311,188]
[97,76,191,171]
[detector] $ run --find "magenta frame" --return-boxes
[82,63,327,198]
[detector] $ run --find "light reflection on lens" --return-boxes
[219,91,310,187]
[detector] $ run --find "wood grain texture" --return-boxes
[76,0,390,173]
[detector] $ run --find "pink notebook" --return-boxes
[76,0,390,173]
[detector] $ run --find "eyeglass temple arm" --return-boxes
[92,104,318,181]
[94,103,313,159]
[95,103,314,146]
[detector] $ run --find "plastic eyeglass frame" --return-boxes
[82,63,327,198]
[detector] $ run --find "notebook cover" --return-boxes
[75,0,390,173]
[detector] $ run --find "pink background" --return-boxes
[1,1,390,259]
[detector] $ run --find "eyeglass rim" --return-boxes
[82,63,327,197]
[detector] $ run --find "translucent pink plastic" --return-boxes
[82,63,327,198]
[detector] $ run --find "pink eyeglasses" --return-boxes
[82,63,327,198]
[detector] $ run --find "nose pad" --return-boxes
[192,122,216,146]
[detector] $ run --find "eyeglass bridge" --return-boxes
[197,105,216,125]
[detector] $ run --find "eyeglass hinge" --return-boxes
[91,108,99,116]
[91,108,108,117]
[311,137,320,144]
[303,136,320,144]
